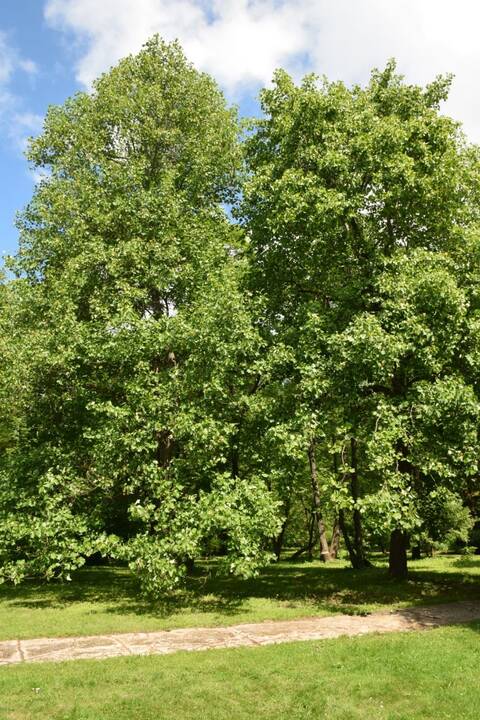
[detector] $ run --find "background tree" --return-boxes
[241,62,480,576]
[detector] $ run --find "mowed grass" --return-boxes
[0,554,478,641]
[1,622,479,719]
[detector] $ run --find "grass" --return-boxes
[0,554,478,641]
[1,621,479,719]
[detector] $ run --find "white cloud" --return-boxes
[45,0,307,93]
[14,112,44,132]
[30,168,51,184]
[0,32,15,114]
[301,1,480,142]
[0,33,15,85]
[9,112,44,153]
[0,32,38,86]
[0,32,40,123]
[18,58,38,76]
[44,0,480,140]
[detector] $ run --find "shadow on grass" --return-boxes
[452,557,480,569]
[2,556,479,622]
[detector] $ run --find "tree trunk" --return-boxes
[307,441,331,562]
[307,512,315,560]
[338,508,356,566]
[411,544,421,560]
[153,351,176,470]
[389,529,408,579]
[333,444,370,570]
[155,429,173,467]
[272,515,288,561]
[290,516,317,561]
[338,509,370,569]
[184,556,195,574]
[349,437,370,568]
[329,518,341,559]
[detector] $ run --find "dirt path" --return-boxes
[1,601,479,666]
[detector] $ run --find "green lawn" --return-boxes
[1,621,479,719]
[0,554,478,641]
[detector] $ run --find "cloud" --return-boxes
[0,37,42,188]
[44,0,308,93]
[0,32,39,121]
[0,32,38,86]
[44,0,480,140]
[0,32,15,114]
[0,33,15,85]
[301,1,480,142]
[9,112,44,153]
[18,58,38,76]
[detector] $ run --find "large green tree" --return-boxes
[2,44,479,592]
[242,61,480,576]
[0,37,279,593]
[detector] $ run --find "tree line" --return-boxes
[0,37,479,594]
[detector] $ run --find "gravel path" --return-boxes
[1,601,479,666]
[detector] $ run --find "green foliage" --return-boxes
[242,61,480,570]
[0,38,277,595]
[417,488,474,550]
[1,44,479,589]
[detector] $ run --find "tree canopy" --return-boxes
[241,62,480,575]
[0,42,478,592]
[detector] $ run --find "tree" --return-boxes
[2,45,479,591]
[330,249,480,576]
[0,37,279,594]
[242,61,480,576]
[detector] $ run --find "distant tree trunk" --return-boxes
[333,444,370,569]
[291,513,316,560]
[329,517,341,559]
[389,529,408,579]
[273,514,289,561]
[338,509,368,569]
[298,499,317,561]
[308,441,331,562]
[307,512,315,560]
[349,437,370,568]
[184,556,195,574]
[331,453,342,562]
[155,429,173,467]
[153,351,176,470]
[411,544,421,560]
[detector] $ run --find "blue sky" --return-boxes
[0,2,77,259]
[1,1,479,262]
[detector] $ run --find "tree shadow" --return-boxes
[189,560,480,615]
[452,557,480,569]
[394,605,480,635]
[2,567,139,610]
[2,557,479,624]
